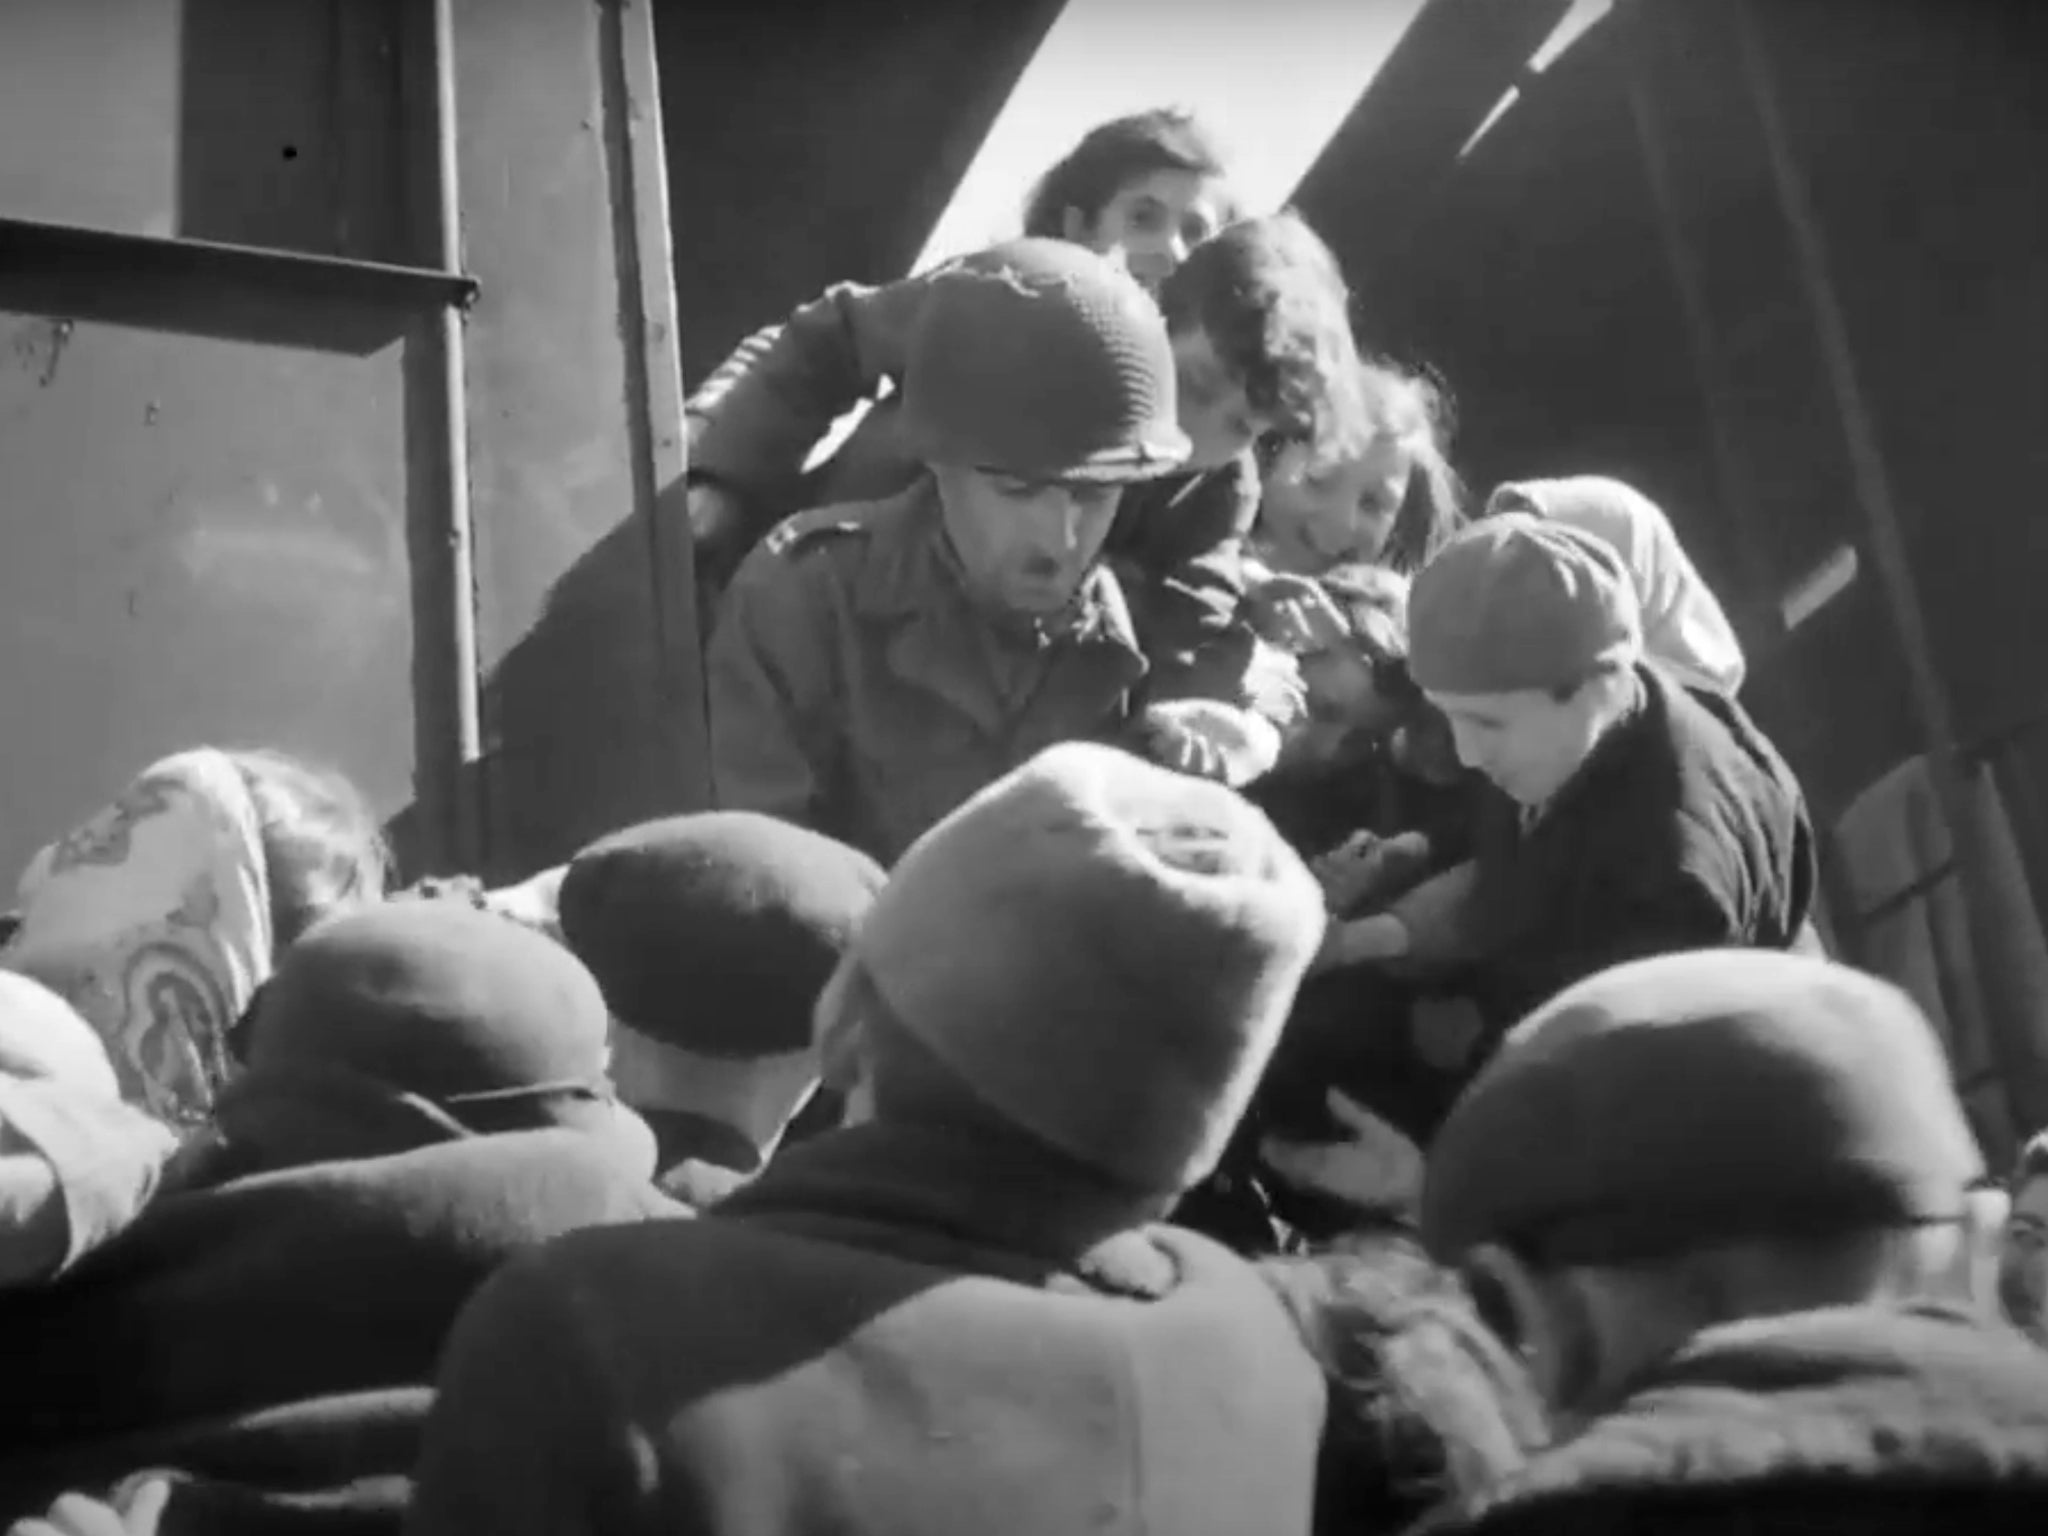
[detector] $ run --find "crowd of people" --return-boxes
[0,107,2044,1535]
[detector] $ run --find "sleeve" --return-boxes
[0,1080,176,1287]
[1511,865,1739,1008]
[686,275,933,519]
[1112,459,1260,686]
[406,1258,647,1536]
[704,544,837,831]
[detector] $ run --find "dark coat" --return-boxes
[0,1067,685,1532]
[1417,1302,2048,1535]
[1466,663,1816,1033]
[406,1122,1328,1536]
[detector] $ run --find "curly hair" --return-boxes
[1263,1232,1548,1531]
[225,748,391,951]
[1158,211,1368,468]
[1358,358,1469,574]
[1022,107,1237,239]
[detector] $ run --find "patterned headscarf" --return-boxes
[1,750,273,1124]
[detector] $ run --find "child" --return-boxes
[1255,358,1468,578]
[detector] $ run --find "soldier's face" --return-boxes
[934,467,1122,616]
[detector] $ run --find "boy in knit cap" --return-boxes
[556,812,886,1204]
[1416,949,2048,1534]
[1319,513,1814,1037]
[408,741,1332,1536]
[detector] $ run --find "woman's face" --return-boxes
[1259,433,1415,575]
[1065,168,1230,291]
[2001,1176,2048,1341]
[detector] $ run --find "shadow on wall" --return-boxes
[388,476,703,886]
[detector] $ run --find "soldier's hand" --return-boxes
[1260,1089,1424,1213]
[1137,701,1283,786]
[1245,573,1350,655]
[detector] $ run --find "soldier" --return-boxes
[705,236,1273,863]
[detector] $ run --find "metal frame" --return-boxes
[0,215,477,354]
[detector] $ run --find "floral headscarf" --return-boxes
[0,750,274,1124]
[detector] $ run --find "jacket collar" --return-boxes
[717,1120,1179,1297]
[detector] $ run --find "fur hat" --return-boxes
[854,741,1326,1194]
[558,813,885,1059]
[1422,950,1986,1267]
[1409,513,1642,697]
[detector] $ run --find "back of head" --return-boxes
[850,741,1325,1196]
[1022,107,1235,238]
[246,901,613,1109]
[558,812,884,1058]
[1408,512,1643,700]
[0,971,119,1096]
[899,237,1189,483]
[1423,950,1987,1274]
[1159,211,1365,465]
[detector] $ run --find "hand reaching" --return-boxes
[1245,573,1350,655]
[1260,1089,1425,1214]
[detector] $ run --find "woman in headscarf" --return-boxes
[0,747,390,1124]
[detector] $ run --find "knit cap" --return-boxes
[853,741,1326,1194]
[1422,950,1987,1267]
[1409,513,1642,697]
[558,813,886,1058]
[899,238,1191,483]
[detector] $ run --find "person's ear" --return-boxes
[1463,1242,1577,1410]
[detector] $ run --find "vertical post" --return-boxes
[1731,0,2048,1133]
[598,0,708,808]
[403,0,484,874]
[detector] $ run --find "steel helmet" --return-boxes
[899,238,1191,483]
